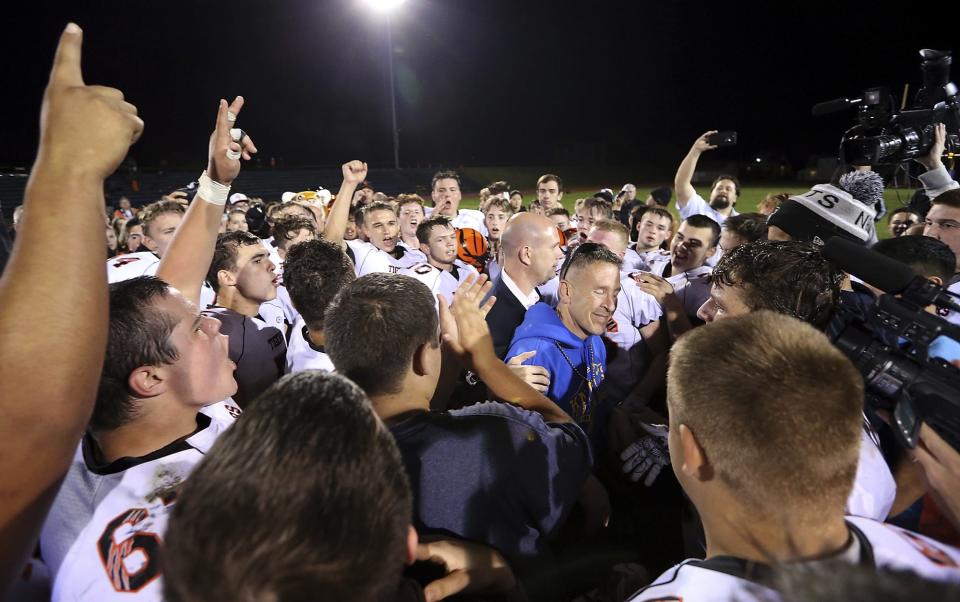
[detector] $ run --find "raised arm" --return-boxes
[156,97,257,305]
[438,276,573,424]
[322,160,368,248]
[674,130,717,207]
[915,123,959,199]
[0,23,143,593]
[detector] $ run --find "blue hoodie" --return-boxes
[506,302,606,434]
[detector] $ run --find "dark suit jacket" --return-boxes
[485,273,539,359]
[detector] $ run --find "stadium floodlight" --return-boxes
[364,0,406,14]
[362,0,407,168]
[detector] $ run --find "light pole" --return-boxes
[364,0,406,169]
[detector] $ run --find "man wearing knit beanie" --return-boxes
[767,183,877,246]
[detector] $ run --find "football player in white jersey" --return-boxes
[696,239,897,521]
[622,206,673,274]
[41,94,256,602]
[397,193,427,253]
[431,170,488,235]
[347,201,423,276]
[401,215,479,306]
[629,313,960,602]
[203,231,286,407]
[630,214,718,340]
[106,200,184,283]
[0,24,144,592]
[283,238,357,373]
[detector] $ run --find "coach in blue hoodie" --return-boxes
[506,242,622,439]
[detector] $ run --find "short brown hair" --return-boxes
[932,188,960,208]
[483,197,514,216]
[139,200,185,237]
[431,170,460,190]
[668,311,863,514]
[206,231,264,292]
[396,193,425,212]
[547,207,570,218]
[537,174,563,192]
[722,212,768,243]
[589,218,629,247]
[581,197,613,220]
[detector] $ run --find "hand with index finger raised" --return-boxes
[39,23,144,181]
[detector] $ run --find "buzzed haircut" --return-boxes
[139,200,185,237]
[431,170,461,190]
[712,239,843,330]
[560,241,622,280]
[324,273,438,396]
[163,371,412,602]
[722,212,768,243]
[283,239,357,332]
[483,197,514,215]
[668,311,863,513]
[206,231,265,292]
[547,207,570,218]
[582,197,614,220]
[227,208,247,219]
[712,174,741,196]
[95,277,179,432]
[589,218,630,246]
[871,235,957,283]
[537,174,564,192]
[271,216,317,249]
[415,215,454,245]
[683,214,721,247]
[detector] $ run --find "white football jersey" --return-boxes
[346,239,422,277]
[285,318,335,374]
[450,209,488,236]
[649,264,712,320]
[45,409,236,601]
[846,420,896,520]
[400,260,478,306]
[624,248,671,275]
[602,278,664,402]
[629,517,960,601]
[106,252,160,283]
[107,252,216,308]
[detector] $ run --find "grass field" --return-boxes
[458,185,914,240]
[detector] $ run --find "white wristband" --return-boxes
[197,171,230,206]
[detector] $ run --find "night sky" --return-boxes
[3,1,958,173]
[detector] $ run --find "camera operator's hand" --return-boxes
[506,350,550,394]
[207,96,258,186]
[690,130,719,155]
[416,538,516,602]
[342,160,368,186]
[915,123,947,171]
[913,423,960,531]
[39,23,143,181]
